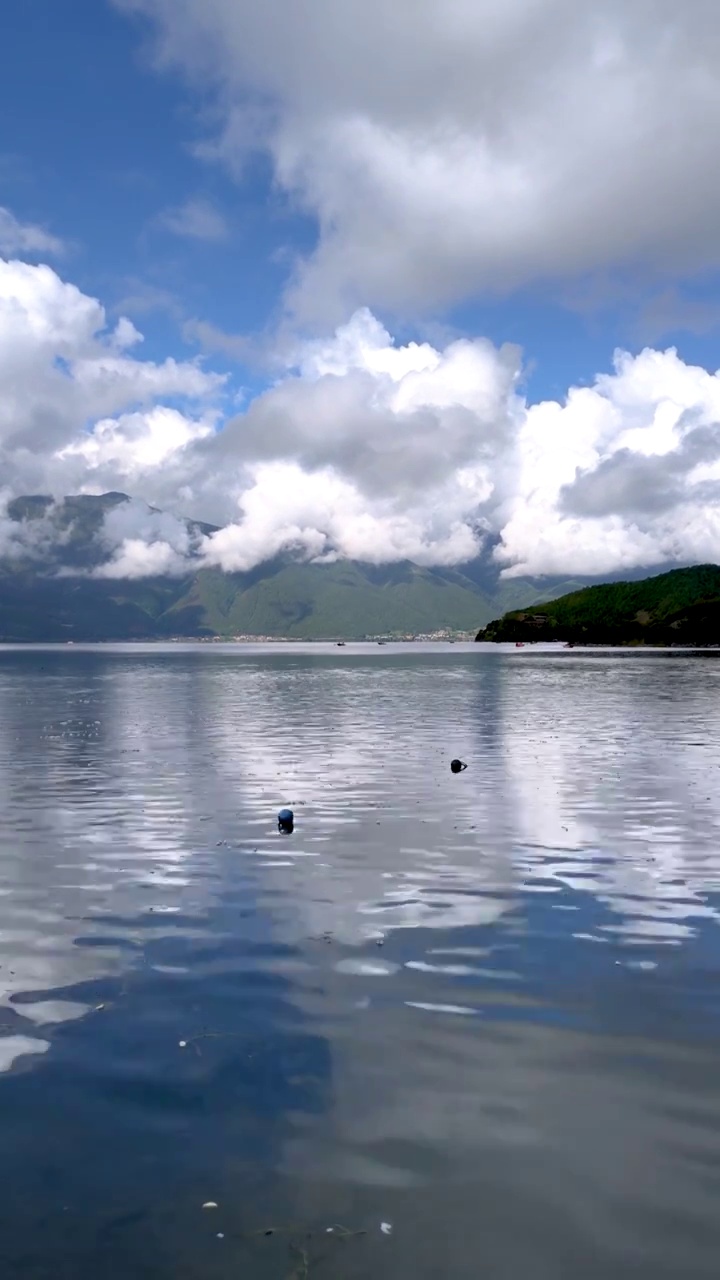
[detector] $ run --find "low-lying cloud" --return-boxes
[2,254,720,581]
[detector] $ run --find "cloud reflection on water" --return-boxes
[0,647,717,1049]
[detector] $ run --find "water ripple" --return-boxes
[0,646,717,1276]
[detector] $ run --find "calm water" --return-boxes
[0,644,719,1278]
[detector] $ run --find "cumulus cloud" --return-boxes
[6,3,720,582]
[2,255,720,580]
[158,197,229,242]
[117,0,720,320]
[498,348,720,576]
[201,463,482,571]
[232,309,521,498]
[58,406,214,477]
[198,326,720,579]
[0,257,223,497]
[0,207,65,258]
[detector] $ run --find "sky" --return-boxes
[2,0,720,579]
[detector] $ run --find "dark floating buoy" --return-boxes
[278,807,294,834]
[450,759,467,774]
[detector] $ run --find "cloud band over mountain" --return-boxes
[1,256,720,580]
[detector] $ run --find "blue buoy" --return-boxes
[278,807,294,833]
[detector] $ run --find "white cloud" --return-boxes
[96,537,189,578]
[58,405,215,476]
[498,347,720,576]
[117,0,720,320]
[93,499,197,577]
[0,207,64,258]
[0,257,224,497]
[2,254,720,580]
[158,197,229,242]
[201,462,480,571]
[193,308,522,567]
[196,322,720,579]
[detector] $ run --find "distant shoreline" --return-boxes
[1,639,719,655]
[0,632,477,645]
[0,635,475,646]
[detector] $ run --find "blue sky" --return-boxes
[0,0,302,388]
[1,0,720,578]
[3,0,718,395]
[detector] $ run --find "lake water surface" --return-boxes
[0,643,719,1278]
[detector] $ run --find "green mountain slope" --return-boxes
[0,492,582,641]
[478,565,720,645]
[169,561,574,639]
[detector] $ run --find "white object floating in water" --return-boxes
[178,1040,187,1048]
[202,1202,218,1210]
[381,1222,393,1235]
[216,1232,225,1239]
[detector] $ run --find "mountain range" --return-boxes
[0,492,585,641]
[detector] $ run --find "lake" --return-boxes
[0,643,719,1279]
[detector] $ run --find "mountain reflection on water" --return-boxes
[0,644,718,1279]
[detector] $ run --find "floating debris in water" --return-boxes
[381,1222,393,1235]
[278,807,294,834]
[178,1040,187,1048]
[202,1202,218,1210]
[450,759,467,774]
